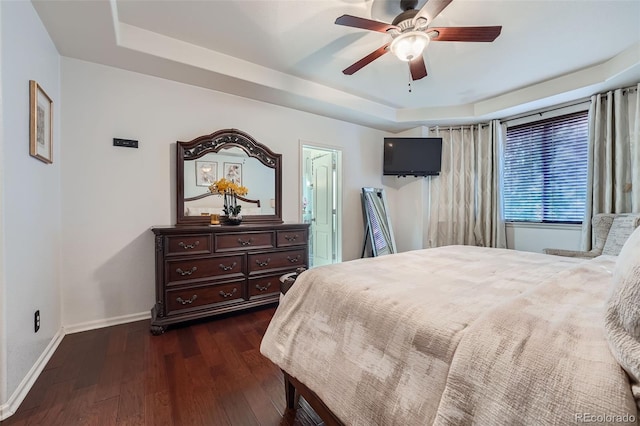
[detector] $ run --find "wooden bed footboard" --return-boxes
[283,371,345,426]
[280,267,307,295]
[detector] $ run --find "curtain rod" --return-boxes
[430,123,491,131]
[504,83,638,123]
[588,83,638,100]
[502,98,590,124]
[429,84,638,128]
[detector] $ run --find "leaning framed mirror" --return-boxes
[361,187,396,256]
[176,129,283,225]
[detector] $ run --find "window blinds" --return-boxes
[503,111,589,223]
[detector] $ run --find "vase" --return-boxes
[225,214,243,226]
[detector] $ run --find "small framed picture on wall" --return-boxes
[29,80,53,164]
[195,161,217,186]
[224,162,242,185]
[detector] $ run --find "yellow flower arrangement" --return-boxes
[209,178,249,217]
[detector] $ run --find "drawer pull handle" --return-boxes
[219,288,238,298]
[237,238,253,246]
[178,241,200,250]
[284,235,298,242]
[287,255,301,263]
[219,262,237,271]
[176,295,198,305]
[256,258,271,267]
[256,282,272,292]
[176,267,197,276]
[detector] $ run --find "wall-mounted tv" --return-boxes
[383,137,443,177]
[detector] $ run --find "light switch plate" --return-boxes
[113,138,138,148]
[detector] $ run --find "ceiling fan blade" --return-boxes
[335,15,397,33]
[414,0,452,25]
[427,26,502,42]
[342,43,390,75]
[409,56,428,80]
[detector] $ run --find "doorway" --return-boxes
[301,144,342,267]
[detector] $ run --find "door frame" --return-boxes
[299,140,343,264]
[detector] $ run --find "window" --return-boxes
[503,111,589,223]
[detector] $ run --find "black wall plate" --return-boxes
[113,138,138,148]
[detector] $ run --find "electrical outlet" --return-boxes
[34,310,40,333]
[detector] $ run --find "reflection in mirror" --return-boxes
[183,147,276,217]
[361,187,396,257]
[176,129,282,225]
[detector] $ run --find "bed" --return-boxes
[260,243,640,425]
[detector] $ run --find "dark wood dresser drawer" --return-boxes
[166,254,245,285]
[276,229,308,247]
[248,249,306,275]
[152,223,309,334]
[166,281,245,314]
[215,231,275,252]
[248,274,281,299]
[165,234,212,256]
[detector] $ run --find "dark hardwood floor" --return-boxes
[1,305,323,426]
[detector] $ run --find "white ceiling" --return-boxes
[33,0,640,132]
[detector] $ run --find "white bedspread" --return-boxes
[260,246,638,425]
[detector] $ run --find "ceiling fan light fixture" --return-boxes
[390,31,429,62]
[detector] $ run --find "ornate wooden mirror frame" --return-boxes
[176,129,283,225]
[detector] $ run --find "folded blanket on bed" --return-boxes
[261,246,637,425]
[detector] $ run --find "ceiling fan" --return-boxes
[335,0,502,80]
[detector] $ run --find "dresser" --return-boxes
[151,223,309,334]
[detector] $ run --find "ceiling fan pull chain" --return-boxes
[407,69,413,93]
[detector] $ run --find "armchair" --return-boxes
[543,213,640,258]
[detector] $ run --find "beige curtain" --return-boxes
[425,120,506,248]
[582,84,640,250]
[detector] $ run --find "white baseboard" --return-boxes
[0,311,151,421]
[0,329,64,421]
[63,311,151,335]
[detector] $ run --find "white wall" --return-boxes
[382,126,430,253]
[0,0,5,408]
[0,0,62,413]
[60,58,387,327]
[506,223,582,253]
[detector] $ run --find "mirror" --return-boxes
[177,129,282,225]
[361,187,396,256]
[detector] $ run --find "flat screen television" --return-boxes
[383,137,443,176]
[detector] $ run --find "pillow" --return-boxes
[241,207,263,215]
[186,206,224,216]
[602,215,640,255]
[186,206,263,216]
[604,224,640,403]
